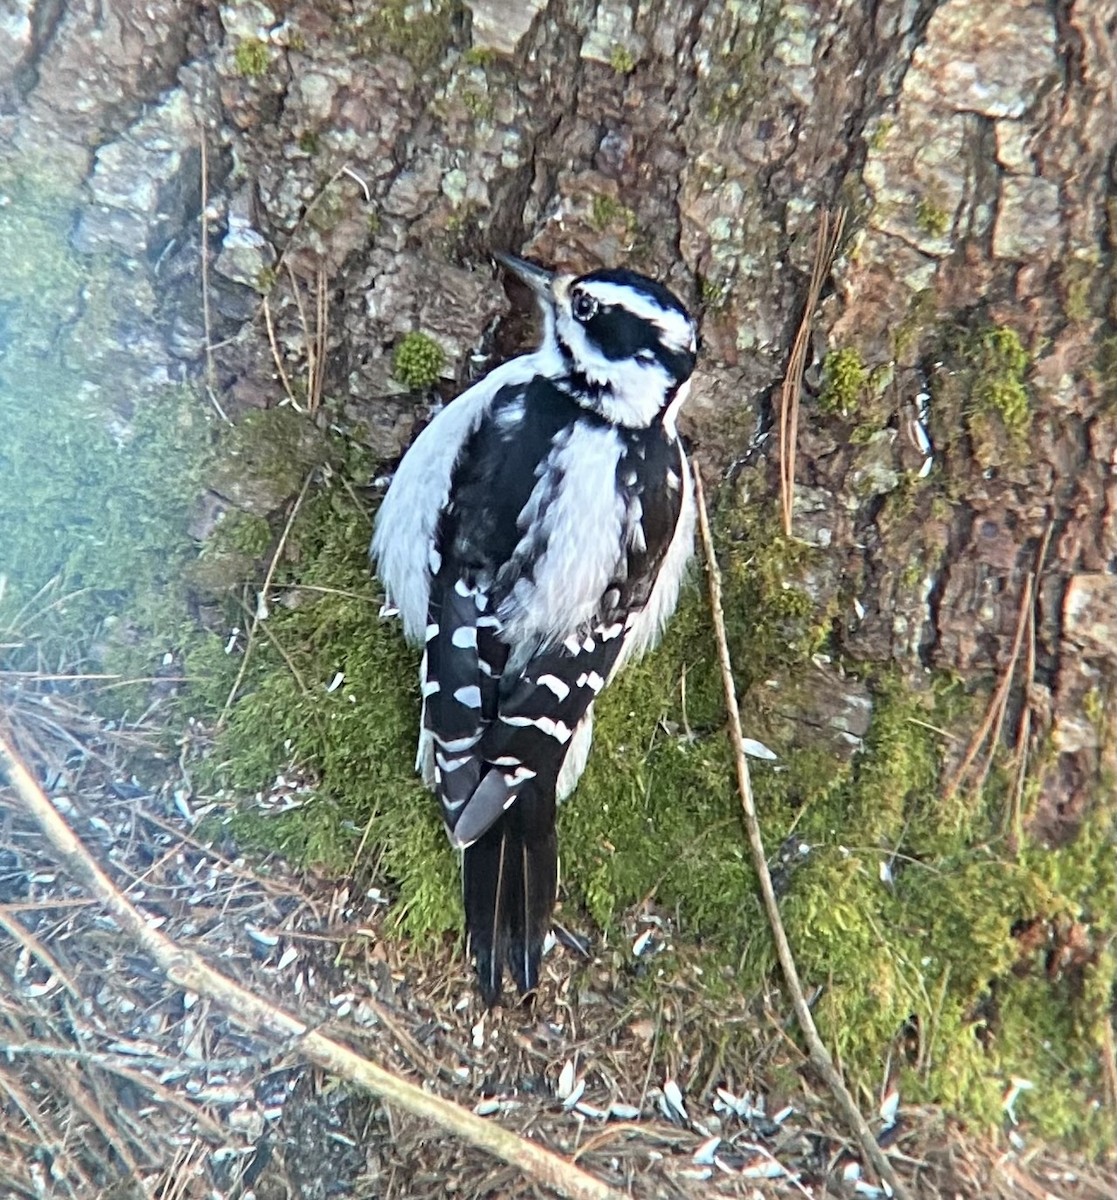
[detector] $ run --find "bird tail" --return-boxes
[462,783,557,1006]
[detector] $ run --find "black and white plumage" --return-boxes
[371,253,699,1005]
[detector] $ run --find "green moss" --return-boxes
[1082,686,1106,736]
[971,325,1031,446]
[460,88,493,119]
[195,477,460,941]
[867,118,893,152]
[0,171,217,705]
[352,0,454,73]
[0,173,83,349]
[932,324,1034,469]
[297,130,320,155]
[190,511,273,598]
[1063,250,1100,322]
[698,273,732,313]
[392,332,446,389]
[1065,276,1091,322]
[818,347,867,418]
[198,382,1110,1154]
[1095,335,1117,414]
[233,38,271,78]
[462,47,496,68]
[609,45,637,74]
[915,196,951,238]
[590,194,638,236]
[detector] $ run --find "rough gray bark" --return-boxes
[3,0,1113,845]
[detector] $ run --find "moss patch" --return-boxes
[971,326,1031,440]
[915,195,951,239]
[392,332,446,389]
[351,0,455,74]
[609,45,637,75]
[193,473,460,941]
[200,446,1113,1151]
[818,346,867,418]
[0,171,216,707]
[233,38,271,78]
[932,324,1033,470]
[590,194,638,238]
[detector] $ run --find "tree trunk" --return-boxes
[5,0,1112,830]
[1,0,1114,1185]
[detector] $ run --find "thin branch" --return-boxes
[0,733,628,1200]
[779,207,847,537]
[219,470,315,727]
[1102,1013,1117,1133]
[0,1040,256,1073]
[1009,517,1054,843]
[0,910,81,1000]
[263,293,302,410]
[311,265,328,415]
[199,128,231,424]
[692,468,911,1200]
[941,573,1034,803]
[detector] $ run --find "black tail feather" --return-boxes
[462,784,556,1006]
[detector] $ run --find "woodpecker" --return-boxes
[371,252,698,1004]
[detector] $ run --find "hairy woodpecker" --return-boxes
[371,252,698,1004]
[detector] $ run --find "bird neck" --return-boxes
[546,335,678,429]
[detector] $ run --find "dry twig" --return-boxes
[0,732,628,1200]
[199,130,231,424]
[219,469,315,726]
[692,468,911,1200]
[1008,518,1055,841]
[942,580,1033,804]
[778,207,846,537]
[263,292,302,410]
[944,518,1054,809]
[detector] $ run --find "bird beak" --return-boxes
[494,252,555,299]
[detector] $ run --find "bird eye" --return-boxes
[571,291,598,322]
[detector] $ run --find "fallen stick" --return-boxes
[692,469,911,1200]
[0,732,626,1200]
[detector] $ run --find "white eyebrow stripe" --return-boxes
[578,281,695,350]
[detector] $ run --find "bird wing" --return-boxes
[422,396,686,848]
[371,348,558,642]
[447,620,631,846]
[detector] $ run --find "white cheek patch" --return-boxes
[556,313,674,427]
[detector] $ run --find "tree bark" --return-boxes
[3,0,1113,899]
[2,0,1115,1190]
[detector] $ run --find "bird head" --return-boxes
[495,252,698,430]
